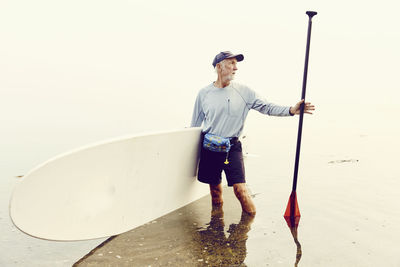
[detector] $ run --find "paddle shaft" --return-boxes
[291,11,317,192]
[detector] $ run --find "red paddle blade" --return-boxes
[284,192,301,228]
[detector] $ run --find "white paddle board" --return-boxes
[9,127,209,241]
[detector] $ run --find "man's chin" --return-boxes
[222,75,235,83]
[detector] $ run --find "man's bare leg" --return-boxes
[233,183,256,215]
[210,184,223,206]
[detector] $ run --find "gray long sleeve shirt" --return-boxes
[190,82,291,138]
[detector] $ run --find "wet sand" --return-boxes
[74,188,253,266]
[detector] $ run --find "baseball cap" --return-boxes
[212,51,244,67]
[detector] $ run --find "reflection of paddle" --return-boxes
[284,11,317,228]
[290,226,302,267]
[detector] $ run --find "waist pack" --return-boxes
[203,133,231,153]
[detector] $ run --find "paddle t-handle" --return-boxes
[299,11,317,105]
[306,11,317,18]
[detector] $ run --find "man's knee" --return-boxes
[233,183,248,198]
[210,184,222,196]
[210,184,223,205]
[233,183,256,215]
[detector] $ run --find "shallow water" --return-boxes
[73,118,400,266]
[74,189,252,266]
[2,102,400,266]
[3,106,400,266]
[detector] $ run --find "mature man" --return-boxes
[191,51,314,215]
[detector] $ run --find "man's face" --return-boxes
[219,58,238,81]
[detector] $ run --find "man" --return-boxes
[191,51,314,215]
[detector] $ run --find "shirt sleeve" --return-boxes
[190,92,205,127]
[249,89,291,116]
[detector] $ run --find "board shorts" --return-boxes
[198,134,246,187]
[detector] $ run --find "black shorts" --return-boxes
[198,137,246,187]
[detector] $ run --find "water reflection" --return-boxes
[193,206,254,266]
[288,226,302,267]
[284,192,302,266]
[74,192,256,266]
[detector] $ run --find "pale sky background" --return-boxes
[1,0,400,170]
[1,1,400,266]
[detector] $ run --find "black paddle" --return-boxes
[284,11,317,228]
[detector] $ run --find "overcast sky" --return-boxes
[1,0,399,138]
